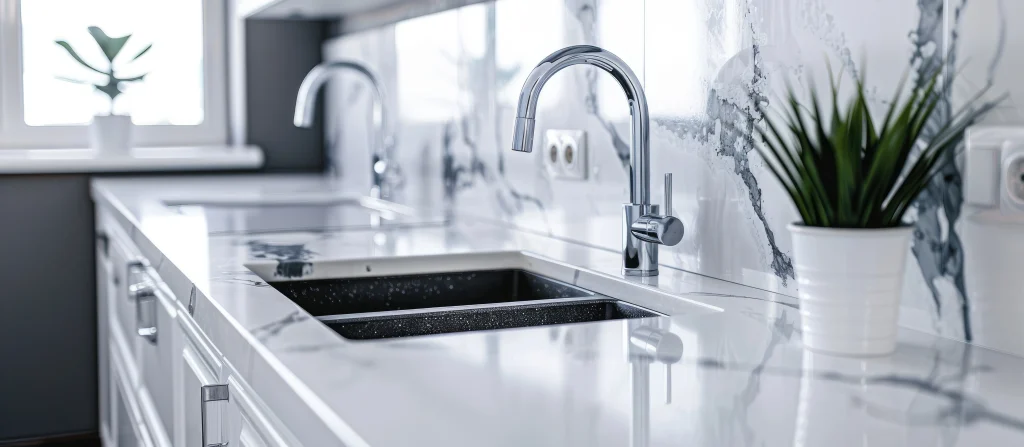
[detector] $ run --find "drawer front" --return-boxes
[180,341,225,447]
[136,279,177,442]
[227,375,292,447]
[108,231,145,367]
[111,338,156,447]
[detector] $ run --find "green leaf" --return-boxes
[94,78,122,101]
[55,40,106,75]
[751,57,1002,228]
[55,76,88,84]
[88,26,131,62]
[131,44,152,61]
[115,73,147,83]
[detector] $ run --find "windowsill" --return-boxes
[0,145,264,174]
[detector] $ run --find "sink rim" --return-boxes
[162,193,418,217]
[246,251,726,318]
[319,297,666,340]
[315,296,666,324]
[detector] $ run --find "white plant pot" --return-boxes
[89,115,133,153]
[790,224,913,356]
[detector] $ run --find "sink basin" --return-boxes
[269,269,663,340]
[320,299,657,340]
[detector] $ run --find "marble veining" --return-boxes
[907,0,1008,341]
[324,0,1023,347]
[91,175,1024,445]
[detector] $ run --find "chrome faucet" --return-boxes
[511,45,683,276]
[294,60,397,199]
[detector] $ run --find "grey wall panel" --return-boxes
[0,175,97,441]
[246,19,330,173]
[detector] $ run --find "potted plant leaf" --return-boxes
[56,26,151,153]
[754,67,999,356]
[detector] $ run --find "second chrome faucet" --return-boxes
[294,60,398,199]
[512,45,683,277]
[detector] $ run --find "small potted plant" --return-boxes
[56,26,151,153]
[755,67,998,356]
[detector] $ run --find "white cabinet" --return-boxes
[174,300,232,447]
[113,373,143,447]
[134,281,177,442]
[178,340,226,447]
[110,333,155,447]
[98,209,305,447]
[100,219,173,446]
[225,375,292,447]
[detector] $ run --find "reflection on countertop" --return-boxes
[92,174,1024,446]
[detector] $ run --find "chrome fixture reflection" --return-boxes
[294,60,398,199]
[627,320,683,447]
[511,45,683,276]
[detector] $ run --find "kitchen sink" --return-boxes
[268,269,662,340]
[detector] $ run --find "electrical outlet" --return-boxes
[543,130,562,177]
[965,126,1024,213]
[1003,148,1024,210]
[543,129,587,181]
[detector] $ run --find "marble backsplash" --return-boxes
[322,0,1022,343]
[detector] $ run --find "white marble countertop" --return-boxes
[91,174,1024,446]
[0,145,263,174]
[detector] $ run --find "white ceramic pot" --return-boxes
[89,114,133,153]
[789,224,913,356]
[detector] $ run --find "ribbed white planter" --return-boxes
[90,115,133,153]
[790,224,913,356]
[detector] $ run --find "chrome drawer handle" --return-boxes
[127,261,148,302]
[201,384,230,447]
[134,287,158,344]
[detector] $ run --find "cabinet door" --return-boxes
[108,232,142,369]
[226,375,291,447]
[114,376,141,447]
[111,338,155,447]
[135,281,177,440]
[179,340,228,447]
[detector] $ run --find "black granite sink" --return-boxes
[269,269,662,340]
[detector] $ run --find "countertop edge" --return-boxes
[0,145,264,174]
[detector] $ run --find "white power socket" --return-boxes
[965,126,1024,212]
[543,129,587,181]
[1003,149,1024,209]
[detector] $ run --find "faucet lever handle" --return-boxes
[663,173,673,216]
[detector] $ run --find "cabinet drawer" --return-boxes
[227,375,294,447]
[111,338,156,447]
[178,339,225,447]
[107,228,144,366]
[135,277,177,443]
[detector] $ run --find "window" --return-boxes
[0,0,227,148]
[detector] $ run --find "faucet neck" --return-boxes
[514,45,650,205]
[294,60,392,158]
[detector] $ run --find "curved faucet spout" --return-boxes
[294,60,396,197]
[511,45,681,277]
[511,45,650,205]
[294,61,391,139]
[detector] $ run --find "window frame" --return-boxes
[0,0,228,149]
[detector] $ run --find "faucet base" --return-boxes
[622,204,660,277]
[623,269,658,277]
